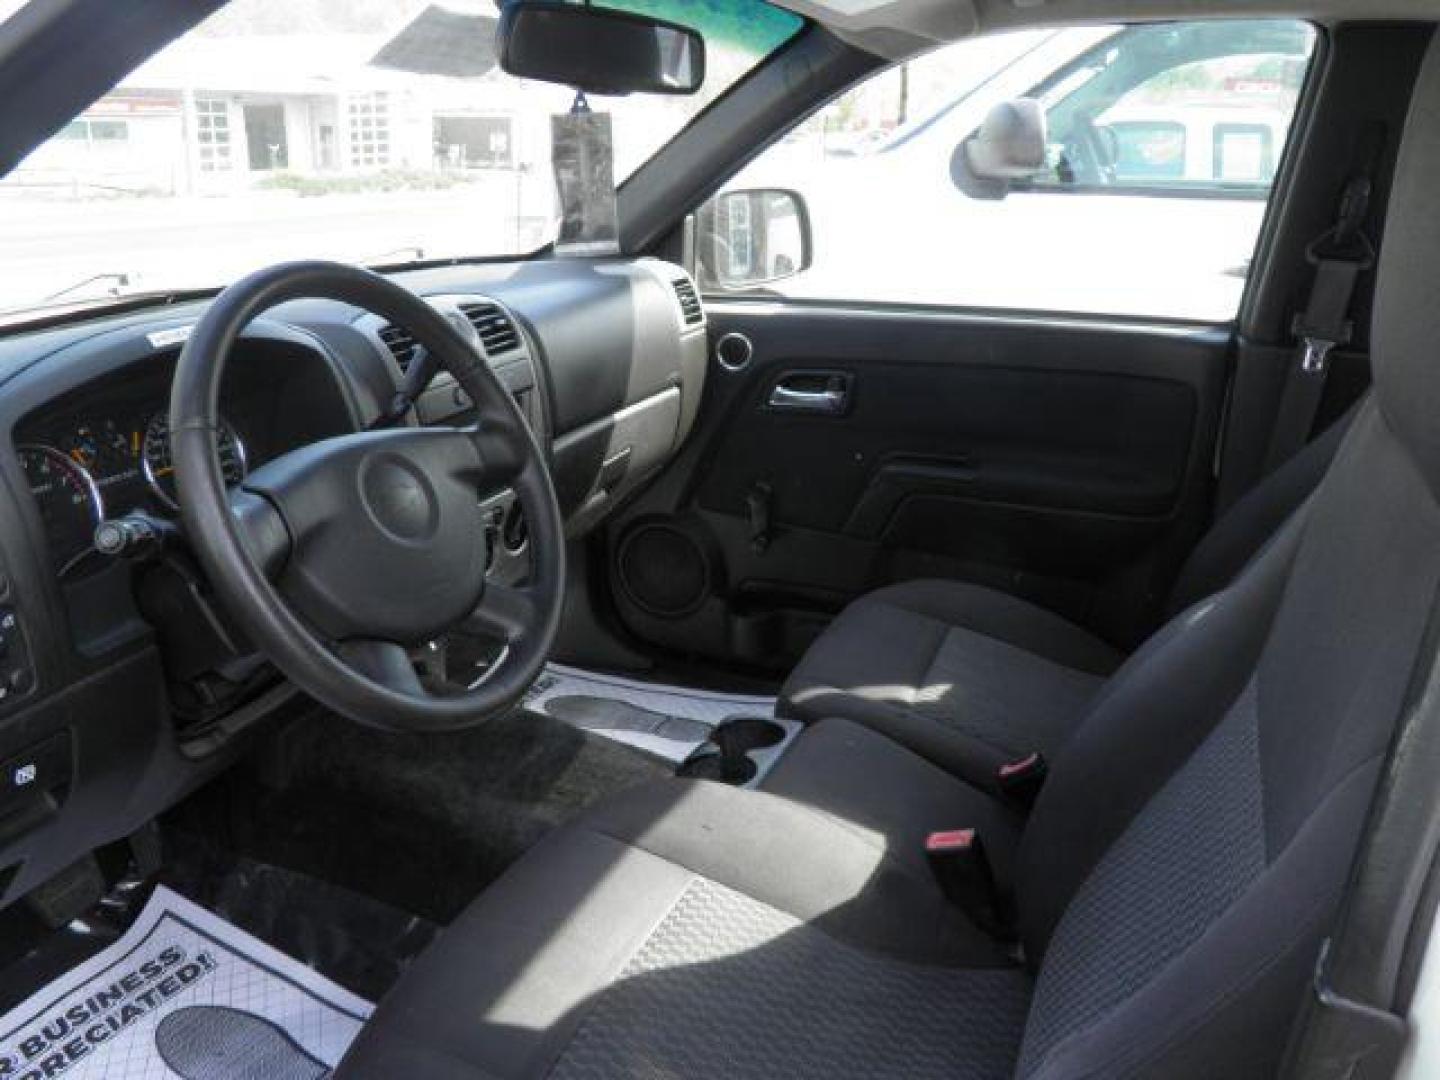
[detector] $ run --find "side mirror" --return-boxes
[697,189,811,290]
[953,98,1047,199]
[498,1,705,96]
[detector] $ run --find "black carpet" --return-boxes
[169,706,672,924]
[160,833,439,1002]
[1,707,672,1011]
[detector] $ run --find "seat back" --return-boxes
[1012,40,1440,1080]
[1163,399,1356,617]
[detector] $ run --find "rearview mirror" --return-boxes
[697,189,811,291]
[498,1,705,96]
[953,98,1047,199]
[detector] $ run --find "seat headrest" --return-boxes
[1374,36,1440,489]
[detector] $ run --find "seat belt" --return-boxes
[1262,128,1383,475]
[925,829,1014,940]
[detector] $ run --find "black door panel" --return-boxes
[702,362,1197,529]
[602,304,1231,673]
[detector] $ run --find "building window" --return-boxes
[433,115,513,168]
[57,118,131,147]
[196,98,232,173]
[348,92,391,168]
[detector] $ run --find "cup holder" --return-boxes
[714,717,785,752]
[677,716,787,785]
[678,751,758,785]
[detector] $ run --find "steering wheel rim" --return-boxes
[170,260,565,732]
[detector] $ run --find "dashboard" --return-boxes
[19,368,263,578]
[0,256,708,910]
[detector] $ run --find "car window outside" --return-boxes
[705,20,1317,322]
[0,0,802,315]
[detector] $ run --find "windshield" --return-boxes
[0,0,802,316]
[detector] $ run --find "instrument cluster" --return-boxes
[18,408,247,577]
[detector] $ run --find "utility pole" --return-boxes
[180,87,199,196]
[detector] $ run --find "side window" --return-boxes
[1032,24,1310,193]
[698,20,1316,321]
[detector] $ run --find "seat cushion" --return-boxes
[337,780,1030,1080]
[762,717,1026,892]
[780,580,1122,788]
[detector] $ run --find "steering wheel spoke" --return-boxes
[470,419,529,494]
[338,639,429,698]
[229,488,290,581]
[460,581,538,644]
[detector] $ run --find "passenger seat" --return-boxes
[779,405,1355,790]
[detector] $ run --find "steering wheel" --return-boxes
[170,260,565,732]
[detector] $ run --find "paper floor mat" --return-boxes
[525,662,792,765]
[0,886,371,1080]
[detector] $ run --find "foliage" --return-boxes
[600,0,802,54]
[255,169,473,196]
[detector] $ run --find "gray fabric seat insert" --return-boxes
[548,873,1031,1080]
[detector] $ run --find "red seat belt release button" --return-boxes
[926,828,976,852]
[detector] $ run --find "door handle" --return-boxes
[767,372,851,415]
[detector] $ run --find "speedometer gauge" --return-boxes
[141,412,247,510]
[18,444,103,576]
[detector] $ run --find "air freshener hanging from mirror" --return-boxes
[552,92,620,255]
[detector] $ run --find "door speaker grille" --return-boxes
[616,520,712,617]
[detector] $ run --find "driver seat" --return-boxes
[336,39,1440,1080]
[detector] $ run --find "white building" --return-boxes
[7,26,556,198]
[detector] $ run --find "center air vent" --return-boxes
[672,278,703,325]
[458,301,521,356]
[377,323,419,373]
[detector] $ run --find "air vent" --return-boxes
[458,301,521,356]
[377,324,419,373]
[673,278,703,325]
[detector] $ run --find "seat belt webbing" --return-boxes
[1262,127,1384,474]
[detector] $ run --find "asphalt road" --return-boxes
[0,178,550,313]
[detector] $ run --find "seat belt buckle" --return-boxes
[1298,336,1337,375]
[925,828,1012,940]
[1290,309,1353,376]
[997,751,1047,809]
